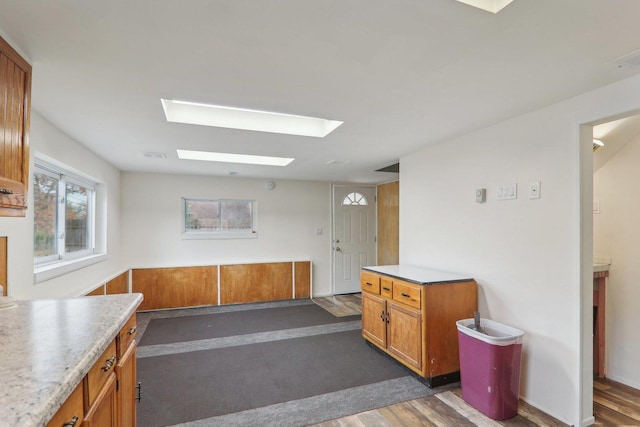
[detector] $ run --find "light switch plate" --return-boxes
[497,183,517,200]
[475,188,486,203]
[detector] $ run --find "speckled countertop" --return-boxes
[363,265,474,285]
[0,293,143,426]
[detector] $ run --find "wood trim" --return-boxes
[132,266,218,310]
[294,261,311,298]
[105,271,128,295]
[220,262,292,304]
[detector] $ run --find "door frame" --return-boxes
[330,183,377,295]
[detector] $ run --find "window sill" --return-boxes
[181,232,259,240]
[34,253,107,283]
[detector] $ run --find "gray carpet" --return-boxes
[136,300,450,427]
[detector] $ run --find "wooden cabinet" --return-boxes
[361,268,477,387]
[0,35,31,217]
[48,313,139,426]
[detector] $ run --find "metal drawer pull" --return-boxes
[0,188,14,195]
[102,355,116,372]
[136,382,142,402]
[63,416,79,427]
[401,292,410,298]
[380,310,385,321]
[365,282,372,286]
[128,325,137,335]
[382,286,390,291]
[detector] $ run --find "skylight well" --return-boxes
[455,0,514,13]
[176,149,294,167]
[161,99,343,138]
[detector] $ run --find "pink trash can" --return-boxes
[456,318,524,420]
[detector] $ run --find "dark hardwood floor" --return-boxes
[314,295,640,426]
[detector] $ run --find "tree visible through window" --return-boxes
[33,161,96,264]
[184,198,256,237]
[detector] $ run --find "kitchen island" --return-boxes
[361,265,477,387]
[0,293,143,426]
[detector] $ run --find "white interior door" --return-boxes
[332,185,376,295]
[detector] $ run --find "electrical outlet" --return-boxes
[475,188,486,203]
[529,181,541,199]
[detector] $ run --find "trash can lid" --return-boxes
[457,318,524,346]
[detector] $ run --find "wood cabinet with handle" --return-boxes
[361,266,477,387]
[0,35,31,217]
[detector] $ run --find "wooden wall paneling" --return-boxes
[86,285,105,296]
[106,271,129,295]
[294,261,311,298]
[377,181,399,265]
[220,262,292,304]
[1,236,7,296]
[132,266,218,311]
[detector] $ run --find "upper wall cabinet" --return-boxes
[0,35,31,217]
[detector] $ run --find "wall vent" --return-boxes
[143,152,167,159]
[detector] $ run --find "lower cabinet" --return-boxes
[48,313,139,427]
[361,269,477,387]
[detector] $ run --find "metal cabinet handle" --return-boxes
[102,355,116,372]
[0,188,14,195]
[136,382,142,402]
[63,416,79,427]
[401,292,410,298]
[382,286,390,291]
[128,325,137,335]
[380,310,385,321]
[365,282,372,287]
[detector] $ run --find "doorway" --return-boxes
[331,185,376,295]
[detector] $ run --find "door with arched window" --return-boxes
[332,185,377,294]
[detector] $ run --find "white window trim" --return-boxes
[33,152,106,282]
[181,197,258,240]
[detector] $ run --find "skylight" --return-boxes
[161,99,343,138]
[455,0,514,13]
[176,149,294,167]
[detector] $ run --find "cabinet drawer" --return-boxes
[118,313,137,358]
[392,281,422,309]
[47,381,84,427]
[85,339,117,408]
[380,277,393,298]
[361,272,380,294]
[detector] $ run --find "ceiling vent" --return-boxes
[326,160,350,166]
[143,152,167,159]
[614,49,640,68]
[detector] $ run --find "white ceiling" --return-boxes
[2,0,640,183]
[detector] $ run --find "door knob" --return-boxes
[335,247,342,252]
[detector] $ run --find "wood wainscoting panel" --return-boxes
[220,262,292,304]
[106,271,129,295]
[86,285,105,296]
[294,261,311,298]
[377,181,399,265]
[132,266,218,311]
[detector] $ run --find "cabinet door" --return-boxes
[84,372,117,427]
[116,342,137,427]
[361,291,387,348]
[387,301,422,370]
[0,36,31,216]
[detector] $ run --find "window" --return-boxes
[183,198,257,239]
[342,192,368,206]
[33,160,97,265]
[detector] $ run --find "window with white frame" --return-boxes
[33,160,97,265]
[182,198,257,239]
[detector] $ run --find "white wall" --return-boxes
[400,72,640,426]
[0,111,125,298]
[120,173,333,296]
[594,133,640,389]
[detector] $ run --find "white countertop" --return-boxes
[362,265,473,284]
[0,293,143,426]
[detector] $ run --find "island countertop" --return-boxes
[0,293,143,426]
[362,265,474,285]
